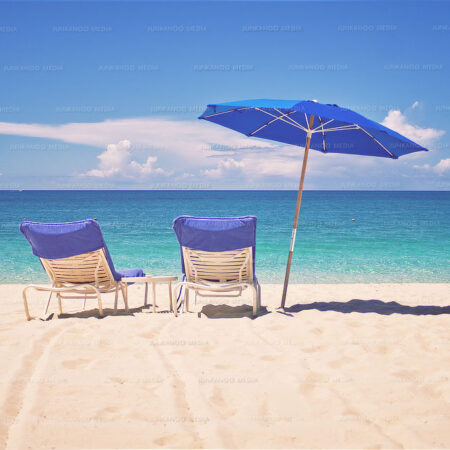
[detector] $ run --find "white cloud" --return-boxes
[0,117,275,182]
[200,146,373,181]
[83,140,170,179]
[0,109,446,188]
[411,101,420,109]
[242,152,301,178]
[0,117,273,165]
[179,172,195,179]
[414,158,450,175]
[381,109,444,146]
[413,163,431,170]
[202,158,245,178]
[434,158,450,174]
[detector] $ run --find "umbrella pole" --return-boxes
[280,114,315,309]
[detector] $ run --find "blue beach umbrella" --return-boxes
[198,99,429,308]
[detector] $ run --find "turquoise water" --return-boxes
[1,190,449,284]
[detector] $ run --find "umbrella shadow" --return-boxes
[285,299,450,316]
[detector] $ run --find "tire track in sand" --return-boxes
[148,320,205,449]
[1,322,69,450]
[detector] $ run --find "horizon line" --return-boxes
[1,189,449,193]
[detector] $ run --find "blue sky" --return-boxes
[0,0,449,190]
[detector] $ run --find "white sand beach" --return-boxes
[1,283,449,449]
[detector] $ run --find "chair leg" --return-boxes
[152,281,157,313]
[144,282,148,307]
[172,284,179,317]
[57,292,63,315]
[259,283,262,309]
[251,285,258,317]
[22,288,32,321]
[168,281,173,313]
[96,291,103,317]
[256,282,261,310]
[114,285,119,314]
[43,291,53,316]
[185,288,189,313]
[83,293,87,311]
[121,283,129,313]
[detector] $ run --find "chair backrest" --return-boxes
[40,248,116,288]
[182,246,253,283]
[20,219,121,284]
[173,216,257,282]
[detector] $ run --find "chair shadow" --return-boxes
[57,304,170,319]
[200,304,270,319]
[285,299,450,316]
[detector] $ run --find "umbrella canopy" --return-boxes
[199,99,427,159]
[199,99,427,158]
[198,99,429,308]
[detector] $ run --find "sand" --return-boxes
[0,282,449,449]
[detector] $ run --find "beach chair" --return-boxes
[20,219,145,320]
[172,216,261,317]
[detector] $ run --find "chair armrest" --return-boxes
[121,276,153,283]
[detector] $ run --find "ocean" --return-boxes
[1,190,449,284]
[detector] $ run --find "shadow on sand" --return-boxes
[55,304,171,320]
[47,300,449,320]
[284,299,450,316]
[200,304,270,319]
[47,304,269,320]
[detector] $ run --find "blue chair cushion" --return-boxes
[20,219,145,282]
[116,268,145,279]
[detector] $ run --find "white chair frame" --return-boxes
[172,246,261,317]
[22,248,130,320]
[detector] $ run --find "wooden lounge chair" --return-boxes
[172,216,261,317]
[20,219,145,320]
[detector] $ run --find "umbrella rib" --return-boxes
[317,116,327,152]
[317,125,360,132]
[274,108,308,132]
[201,107,252,119]
[312,119,334,131]
[253,108,308,131]
[357,126,396,158]
[248,110,296,136]
[274,108,307,130]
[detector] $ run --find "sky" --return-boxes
[0,0,449,190]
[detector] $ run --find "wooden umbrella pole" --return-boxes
[280,114,315,309]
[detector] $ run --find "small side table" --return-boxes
[122,275,178,313]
